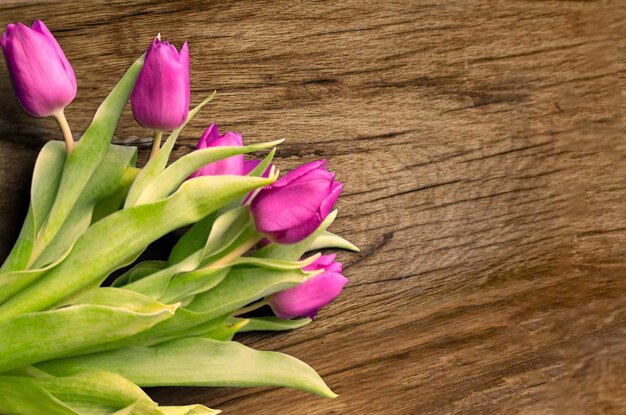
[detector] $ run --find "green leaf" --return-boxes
[144,312,225,342]
[113,260,168,287]
[0,375,79,415]
[135,140,283,206]
[122,251,204,300]
[125,93,216,208]
[38,54,145,249]
[179,294,195,308]
[74,311,226,356]
[141,254,317,303]
[39,337,337,398]
[34,370,157,415]
[119,253,230,304]
[201,319,250,341]
[0,244,73,306]
[309,231,360,253]
[167,213,217,265]
[246,148,276,180]
[146,228,317,306]
[186,267,311,318]
[202,206,251,258]
[1,141,66,272]
[79,287,174,309]
[232,316,312,332]
[158,267,230,304]
[33,144,137,268]
[91,165,139,224]
[0,289,176,372]
[78,266,315,354]
[25,368,221,415]
[0,209,35,273]
[31,142,68,246]
[0,174,276,323]
[227,254,320,271]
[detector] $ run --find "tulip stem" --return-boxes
[149,130,163,159]
[53,110,74,155]
[232,299,269,317]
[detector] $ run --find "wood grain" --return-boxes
[1,1,625,414]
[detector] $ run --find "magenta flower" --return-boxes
[249,160,342,244]
[1,20,76,117]
[189,124,244,177]
[268,254,348,319]
[131,37,189,131]
[189,124,274,179]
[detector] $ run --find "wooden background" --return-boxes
[1,1,625,414]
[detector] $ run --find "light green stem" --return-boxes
[53,110,74,155]
[149,130,163,160]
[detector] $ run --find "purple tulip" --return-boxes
[131,36,189,131]
[249,160,342,244]
[1,20,76,117]
[268,254,348,319]
[189,124,244,177]
[189,124,274,178]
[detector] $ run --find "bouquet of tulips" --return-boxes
[0,20,358,415]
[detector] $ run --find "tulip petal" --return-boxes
[319,181,343,220]
[269,272,348,320]
[194,123,219,150]
[131,37,189,131]
[243,160,261,174]
[189,124,244,177]
[251,167,333,232]
[249,159,343,243]
[302,254,337,271]
[270,160,327,188]
[1,20,76,117]
[30,20,76,90]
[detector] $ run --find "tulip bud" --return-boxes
[268,254,348,319]
[130,36,189,131]
[249,160,342,244]
[189,123,244,177]
[1,20,76,117]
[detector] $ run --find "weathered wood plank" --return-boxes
[0,1,624,414]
